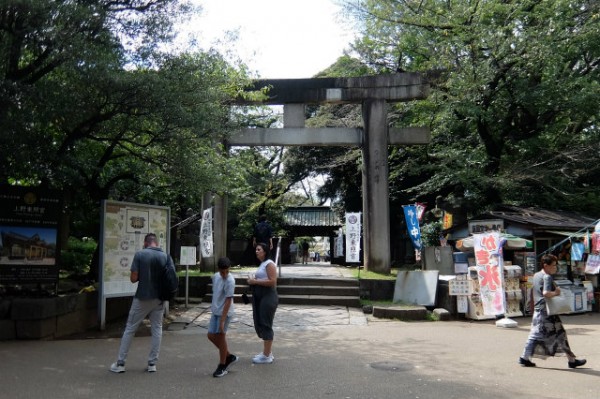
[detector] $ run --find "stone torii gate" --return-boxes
[226,73,430,274]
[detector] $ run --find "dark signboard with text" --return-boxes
[0,186,61,284]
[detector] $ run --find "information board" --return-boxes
[99,200,170,297]
[0,186,61,284]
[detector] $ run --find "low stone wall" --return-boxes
[0,291,98,340]
[178,276,211,298]
[0,291,134,341]
[358,279,395,301]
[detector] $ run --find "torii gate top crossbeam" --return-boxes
[235,73,429,105]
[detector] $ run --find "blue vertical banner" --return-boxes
[403,205,422,251]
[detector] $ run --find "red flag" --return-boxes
[415,202,427,221]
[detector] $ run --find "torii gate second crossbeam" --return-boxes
[228,73,430,274]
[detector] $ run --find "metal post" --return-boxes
[275,237,282,277]
[185,264,189,309]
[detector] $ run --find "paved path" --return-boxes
[274,262,356,278]
[2,264,599,399]
[2,312,599,399]
[170,263,364,334]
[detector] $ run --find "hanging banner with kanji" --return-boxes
[403,205,422,250]
[335,228,344,258]
[200,208,213,258]
[473,232,505,315]
[345,213,361,263]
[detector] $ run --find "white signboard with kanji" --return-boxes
[345,213,361,263]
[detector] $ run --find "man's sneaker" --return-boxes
[518,357,536,367]
[110,362,125,373]
[213,364,228,378]
[147,364,157,372]
[568,359,586,369]
[252,353,274,364]
[225,354,239,370]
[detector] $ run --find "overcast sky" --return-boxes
[176,0,355,78]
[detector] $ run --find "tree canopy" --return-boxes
[312,0,600,218]
[0,0,254,241]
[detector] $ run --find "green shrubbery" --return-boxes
[420,221,443,247]
[60,237,96,277]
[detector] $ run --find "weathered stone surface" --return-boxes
[0,319,16,340]
[237,73,429,105]
[16,318,56,339]
[56,309,97,338]
[359,280,395,301]
[0,299,11,319]
[433,308,451,321]
[11,298,58,320]
[372,305,428,321]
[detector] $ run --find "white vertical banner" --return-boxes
[345,212,361,263]
[473,232,505,315]
[335,228,344,257]
[200,208,213,258]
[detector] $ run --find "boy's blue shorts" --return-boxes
[208,314,231,334]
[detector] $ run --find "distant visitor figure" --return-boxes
[253,214,273,249]
[301,240,309,264]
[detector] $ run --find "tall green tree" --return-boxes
[343,0,600,216]
[0,1,247,219]
[0,1,253,278]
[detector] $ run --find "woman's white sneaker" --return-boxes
[252,353,274,364]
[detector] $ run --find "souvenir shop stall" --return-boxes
[520,220,600,316]
[449,222,600,321]
[449,232,530,321]
[559,220,600,313]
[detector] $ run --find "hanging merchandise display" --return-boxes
[448,213,600,320]
[592,221,600,254]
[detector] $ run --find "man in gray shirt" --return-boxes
[110,233,175,373]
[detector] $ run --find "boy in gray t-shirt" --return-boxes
[207,257,238,377]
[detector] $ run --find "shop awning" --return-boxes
[456,233,532,252]
[541,230,588,238]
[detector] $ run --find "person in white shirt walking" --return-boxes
[207,257,238,377]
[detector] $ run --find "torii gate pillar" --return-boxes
[361,99,390,272]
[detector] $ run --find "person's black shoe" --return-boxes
[568,359,586,369]
[213,364,228,378]
[225,354,239,370]
[518,357,536,367]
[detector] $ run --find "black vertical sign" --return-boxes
[0,186,61,283]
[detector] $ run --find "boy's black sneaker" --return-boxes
[225,354,239,370]
[213,364,228,378]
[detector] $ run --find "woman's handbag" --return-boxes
[546,293,572,315]
[241,292,250,304]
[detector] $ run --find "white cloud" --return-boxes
[178,0,354,78]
